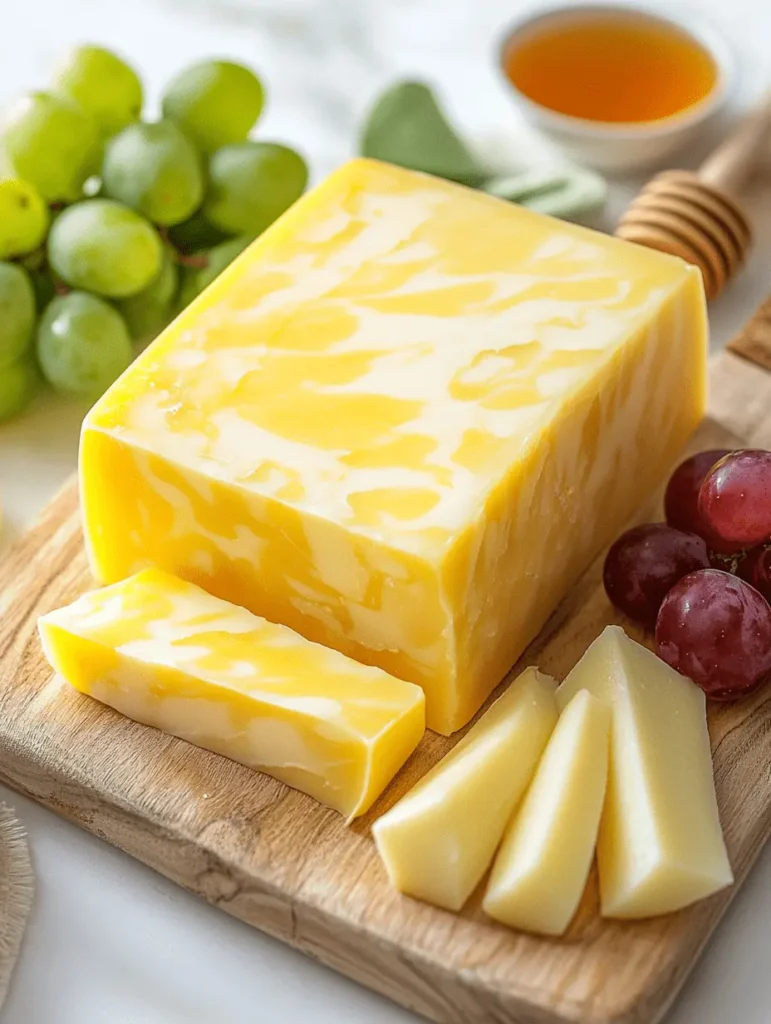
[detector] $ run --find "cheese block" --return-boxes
[38,568,425,820]
[373,666,557,911]
[80,157,708,734]
[483,689,609,935]
[557,626,733,917]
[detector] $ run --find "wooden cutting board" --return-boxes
[2,299,771,1024]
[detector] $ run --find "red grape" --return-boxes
[603,523,710,626]
[664,449,732,540]
[655,568,771,700]
[698,449,771,549]
[737,545,771,603]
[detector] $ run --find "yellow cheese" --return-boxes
[80,158,708,734]
[483,689,609,935]
[38,568,425,820]
[372,666,557,911]
[557,626,733,917]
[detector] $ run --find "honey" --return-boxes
[504,12,718,124]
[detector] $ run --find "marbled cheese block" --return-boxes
[38,569,425,819]
[80,158,708,734]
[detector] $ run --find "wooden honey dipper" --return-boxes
[616,93,771,300]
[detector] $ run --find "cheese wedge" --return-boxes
[483,689,609,935]
[80,158,707,734]
[38,568,425,819]
[373,667,557,910]
[557,625,733,917]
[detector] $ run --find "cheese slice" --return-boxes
[483,689,609,935]
[38,568,425,820]
[557,625,733,917]
[80,157,708,734]
[372,666,557,911]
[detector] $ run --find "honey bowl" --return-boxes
[498,4,735,173]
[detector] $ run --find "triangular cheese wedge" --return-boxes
[373,667,557,911]
[557,625,733,918]
[483,689,609,935]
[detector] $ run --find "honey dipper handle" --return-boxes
[698,92,771,196]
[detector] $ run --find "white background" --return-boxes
[2,1,771,1021]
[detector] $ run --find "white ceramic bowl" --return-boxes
[498,3,735,174]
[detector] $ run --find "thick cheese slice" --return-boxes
[80,157,708,734]
[557,626,733,917]
[372,666,557,911]
[38,568,425,820]
[483,689,609,935]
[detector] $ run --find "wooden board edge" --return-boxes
[4,707,771,1024]
[0,738,588,1024]
[726,296,771,371]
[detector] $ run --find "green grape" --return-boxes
[0,262,36,368]
[167,209,230,255]
[2,91,100,202]
[118,249,179,339]
[0,358,36,423]
[0,178,49,259]
[53,44,143,137]
[36,291,133,399]
[48,199,162,298]
[162,60,264,153]
[102,120,204,226]
[204,142,307,235]
[177,234,252,309]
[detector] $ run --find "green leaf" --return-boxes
[482,166,607,223]
[360,81,485,186]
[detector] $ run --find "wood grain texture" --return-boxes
[2,334,771,1023]
[727,296,771,372]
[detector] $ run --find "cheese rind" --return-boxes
[483,689,609,936]
[372,667,558,911]
[557,626,733,917]
[38,569,425,819]
[80,158,708,734]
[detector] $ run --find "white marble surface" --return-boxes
[2,1,771,1021]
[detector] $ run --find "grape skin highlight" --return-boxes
[162,60,264,153]
[664,449,732,543]
[53,44,143,137]
[102,120,204,227]
[0,178,49,259]
[204,141,308,235]
[699,449,771,549]
[3,91,99,202]
[655,568,771,700]
[48,199,163,299]
[36,291,133,399]
[603,522,710,626]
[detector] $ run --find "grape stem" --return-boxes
[158,226,210,270]
[54,279,71,296]
[174,252,209,269]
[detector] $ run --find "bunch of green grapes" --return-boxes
[0,46,308,422]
